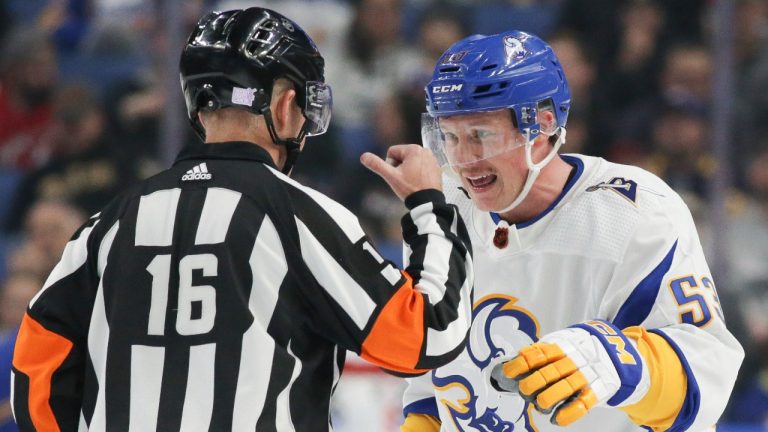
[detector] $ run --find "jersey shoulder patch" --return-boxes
[583,158,671,210]
[586,177,639,205]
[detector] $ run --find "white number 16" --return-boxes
[146,253,218,336]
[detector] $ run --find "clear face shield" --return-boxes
[422,109,533,168]
[422,107,566,214]
[303,81,332,136]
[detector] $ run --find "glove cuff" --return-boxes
[570,320,644,406]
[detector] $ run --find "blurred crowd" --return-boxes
[0,0,767,430]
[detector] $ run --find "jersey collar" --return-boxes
[489,154,584,228]
[173,141,278,169]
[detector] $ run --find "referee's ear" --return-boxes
[198,112,209,131]
[271,83,302,138]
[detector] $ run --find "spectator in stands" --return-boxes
[658,42,712,111]
[733,0,768,172]
[5,84,142,232]
[336,7,467,215]
[720,148,768,341]
[36,0,91,53]
[643,103,713,208]
[370,7,468,159]
[467,0,562,38]
[0,29,58,170]
[556,0,622,72]
[548,31,603,155]
[330,0,422,161]
[0,271,41,334]
[0,2,13,49]
[607,0,667,110]
[0,271,43,432]
[7,200,86,279]
[611,42,712,164]
[417,7,468,69]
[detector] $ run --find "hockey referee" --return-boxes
[11,7,473,431]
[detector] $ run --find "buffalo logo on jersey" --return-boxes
[503,36,526,60]
[586,177,638,205]
[432,295,540,431]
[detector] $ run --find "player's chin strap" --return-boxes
[492,126,566,214]
[262,108,308,175]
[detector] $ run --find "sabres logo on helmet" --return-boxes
[503,36,526,60]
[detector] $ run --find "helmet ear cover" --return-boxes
[501,99,558,135]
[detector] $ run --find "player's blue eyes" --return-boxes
[475,130,496,140]
[443,130,496,147]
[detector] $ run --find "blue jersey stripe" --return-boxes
[403,396,440,419]
[648,329,701,432]
[613,240,678,328]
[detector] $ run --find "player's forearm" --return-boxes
[620,326,686,431]
[637,323,744,430]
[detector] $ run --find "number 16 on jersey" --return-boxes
[146,253,218,336]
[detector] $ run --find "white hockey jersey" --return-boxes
[403,154,744,432]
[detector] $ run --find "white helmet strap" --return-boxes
[493,127,566,214]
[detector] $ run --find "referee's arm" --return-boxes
[12,215,102,431]
[361,190,473,374]
[293,187,473,376]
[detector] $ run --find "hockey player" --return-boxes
[399,30,744,431]
[11,8,473,431]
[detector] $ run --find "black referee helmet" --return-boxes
[180,7,331,171]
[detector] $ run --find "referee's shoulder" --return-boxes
[262,164,360,221]
[88,164,183,226]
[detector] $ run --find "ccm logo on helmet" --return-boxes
[433,84,463,93]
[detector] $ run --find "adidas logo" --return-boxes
[182,163,212,181]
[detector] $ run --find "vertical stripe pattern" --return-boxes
[179,343,216,431]
[195,188,242,245]
[275,342,301,431]
[128,345,165,432]
[87,222,119,430]
[86,280,109,431]
[409,201,453,304]
[135,189,181,246]
[232,215,285,430]
[425,275,472,356]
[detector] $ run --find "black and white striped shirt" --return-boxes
[12,141,473,431]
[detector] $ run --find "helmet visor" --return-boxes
[421,110,528,168]
[304,81,332,136]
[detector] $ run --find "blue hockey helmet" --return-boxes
[425,30,570,137]
[423,31,571,213]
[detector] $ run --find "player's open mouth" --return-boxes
[466,174,497,191]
